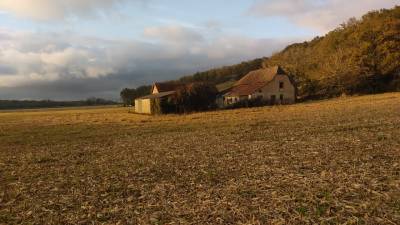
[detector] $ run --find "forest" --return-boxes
[121,6,400,102]
[265,6,400,99]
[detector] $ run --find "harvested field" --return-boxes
[0,93,399,224]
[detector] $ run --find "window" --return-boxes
[279,82,284,89]
[280,94,284,102]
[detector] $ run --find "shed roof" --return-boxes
[225,66,285,97]
[137,91,176,100]
[152,82,185,93]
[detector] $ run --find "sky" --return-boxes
[0,0,398,100]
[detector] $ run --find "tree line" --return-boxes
[178,58,266,84]
[0,98,117,110]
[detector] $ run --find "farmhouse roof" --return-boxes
[225,66,286,96]
[137,91,176,100]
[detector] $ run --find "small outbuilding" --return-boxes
[134,91,175,114]
[134,82,183,114]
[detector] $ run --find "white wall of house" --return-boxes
[135,99,152,114]
[250,74,295,104]
[135,99,141,113]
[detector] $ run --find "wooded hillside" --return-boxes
[265,6,400,99]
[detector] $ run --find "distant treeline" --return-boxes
[0,98,117,110]
[178,58,266,84]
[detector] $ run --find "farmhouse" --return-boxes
[135,82,183,114]
[223,66,296,106]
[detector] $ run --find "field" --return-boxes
[0,93,399,224]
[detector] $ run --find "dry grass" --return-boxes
[0,93,399,224]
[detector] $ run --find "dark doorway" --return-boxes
[270,95,276,105]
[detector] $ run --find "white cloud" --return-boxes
[0,0,127,21]
[0,30,115,87]
[249,0,399,32]
[143,25,205,43]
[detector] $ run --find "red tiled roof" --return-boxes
[226,83,266,96]
[225,66,285,96]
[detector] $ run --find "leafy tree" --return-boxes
[120,88,134,106]
[172,83,218,113]
[120,86,151,106]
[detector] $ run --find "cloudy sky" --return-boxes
[0,0,398,100]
